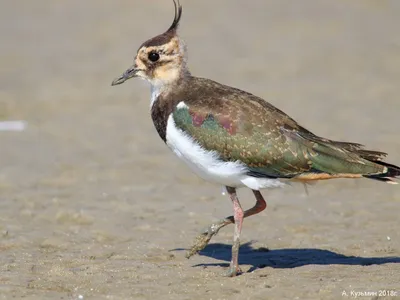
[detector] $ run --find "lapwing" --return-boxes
[112,0,400,276]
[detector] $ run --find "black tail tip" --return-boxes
[364,161,400,184]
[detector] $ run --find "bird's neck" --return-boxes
[149,68,191,108]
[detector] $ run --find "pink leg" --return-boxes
[186,189,267,260]
[225,186,244,277]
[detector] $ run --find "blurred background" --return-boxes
[1,1,399,299]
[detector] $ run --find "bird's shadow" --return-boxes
[173,242,400,272]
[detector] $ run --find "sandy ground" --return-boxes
[1,1,400,299]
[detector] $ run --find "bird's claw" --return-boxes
[185,228,213,258]
[185,223,224,258]
[224,265,242,277]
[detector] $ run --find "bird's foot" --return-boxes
[185,221,226,258]
[224,265,242,277]
[185,231,212,258]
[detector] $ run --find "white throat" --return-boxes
[148,68,190,108]
[149,79,166,108]
[150,84,162,108]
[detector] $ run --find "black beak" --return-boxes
[111,66,139,86]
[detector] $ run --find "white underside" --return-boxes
[165,110,286,190]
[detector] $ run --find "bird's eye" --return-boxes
[148,52,160,62]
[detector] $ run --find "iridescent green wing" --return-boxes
[172,100,385,178]
[172,100,312,178]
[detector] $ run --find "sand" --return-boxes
[0,1,399,299]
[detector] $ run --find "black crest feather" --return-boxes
[139,0,183,48]
[167,0,182,32]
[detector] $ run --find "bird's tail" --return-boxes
[286,130,400,184]
[363,160,400,184]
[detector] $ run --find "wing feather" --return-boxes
[171,77,387,179]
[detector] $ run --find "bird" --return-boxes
[111,0,400,277]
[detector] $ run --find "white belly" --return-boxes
[165,114,285,190]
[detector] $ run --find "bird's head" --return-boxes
[112,0,188,89]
